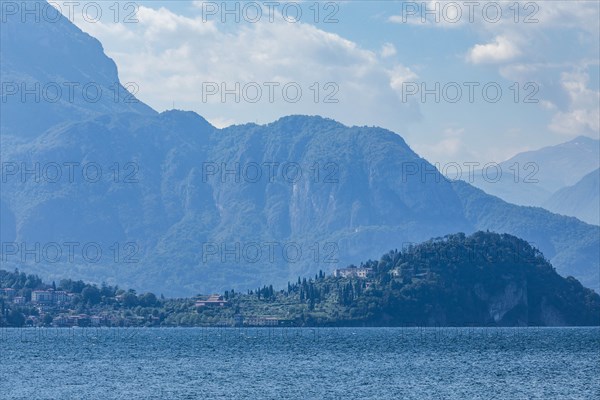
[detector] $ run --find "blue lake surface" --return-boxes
[1,327,598,399]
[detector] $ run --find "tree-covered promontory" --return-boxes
[2,232,598,327]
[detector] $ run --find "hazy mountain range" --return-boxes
[543,168,599,225]
[0,2,598,296]
[466,136,599,224]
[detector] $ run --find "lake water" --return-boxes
[1,327,598,399]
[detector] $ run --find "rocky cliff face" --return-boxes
[475,281,528,324]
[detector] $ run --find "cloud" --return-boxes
[549,71,600,136]
[388,65,418,91]
[498,60,599,140]
[71,5,421,132]
[540,100,557,111]
[437,137,461,156]
[550,109,599,136]
[437,128,464,157]
[381,43,397,58]
[466,36,520,64]
[413,128,465,162]
[534,1,600,34]
[388,1,466,28]
[206,116,237,128]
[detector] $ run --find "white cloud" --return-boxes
[71,5,421,131]
[381,43,397,58]
[540,100,557,111]
[438,137,461,156]
[437,128,464,157]
[549,71,600,135]
[388,1,466,28]
[388,1,599,31]
[206,117,237,128]
[414,128,465,161]
[466,36,520,64]
[388,65,418,91]
[534,1,600,34]
[550,109,599,135]
[498,63,540,82]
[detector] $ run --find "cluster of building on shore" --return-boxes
[193,267,376,327]
[194,294,293,327]
[0,287,74,306]
[2,267,383,327]
[22,313,153,328]
[0,288,154,327]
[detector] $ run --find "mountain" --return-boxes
[467,136,599,207]
[2,111,598,295]
[543,169,600,225]
[1,3,598,296]
[0,111,473,295]
[0,0,155,137]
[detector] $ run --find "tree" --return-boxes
[82,286,101,305]
[60,279,86,294]
[7,310,25,327]
[122,291,139,308]
[43,314,53,326]
[100,282,115,298]
[139,292,158,307]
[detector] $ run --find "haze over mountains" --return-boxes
[544,168,600,226]
[466,136,599,223]
[1,2,598,296]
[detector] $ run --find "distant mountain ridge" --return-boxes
[0,2,598,296]
[466,136,599,209]
[544,169,600,225]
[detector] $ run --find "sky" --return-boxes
[56,0,599,165]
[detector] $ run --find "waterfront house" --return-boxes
[244,316,280,326]
[195,294,228,307]
[32,290,53,305]
[53,314,70,327]
[333,266,373,279]
[53,291,70,304]
[31,290,72,305]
